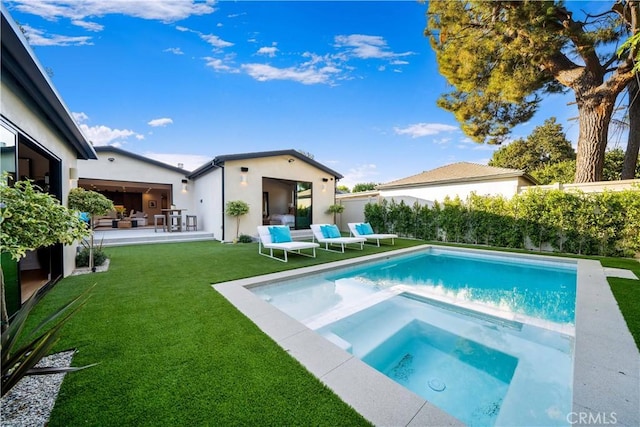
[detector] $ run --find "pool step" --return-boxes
[304,288,403,330]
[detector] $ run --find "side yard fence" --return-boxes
[360,188,640,257]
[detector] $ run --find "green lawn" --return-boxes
[30,239,422,426]
[25,238,639,425]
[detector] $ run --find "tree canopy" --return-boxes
[352,182,378,193]
[489,118,575,171]
[426,1,639,182]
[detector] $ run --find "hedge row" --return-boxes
[364,188,640,257]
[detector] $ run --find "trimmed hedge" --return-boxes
[364,188,640,257]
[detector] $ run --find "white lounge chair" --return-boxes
[310,224,366,253]
[257,225,319,262]
[348,222,397,247]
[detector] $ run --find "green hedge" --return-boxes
[364,188,640,257]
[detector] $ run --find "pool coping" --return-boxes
[213,244,639,426]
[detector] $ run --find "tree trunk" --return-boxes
[574,100,614,183]
[622,79,639,179]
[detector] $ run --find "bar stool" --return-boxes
[186,215,197,231]
[154,214,166,232]
[169,214,182,232]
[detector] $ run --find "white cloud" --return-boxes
[200,33,234,49]
[334,34,413,61]
[394,123,459,138]
[72,112,90,123]
[72,112,143,145]
[339,164,379,189]
[143,153,211,171]
[164,47,184,55]
[257,46,278,57]
[21,25,92,46]
[204,57,237,72]
[80,124,143,146]
[71,20,103,31]
[11,0,216,24]
[147,118,173,127]
[242,63,339,85]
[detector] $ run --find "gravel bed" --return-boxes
[71,258,110,276]
[1,350,75,427]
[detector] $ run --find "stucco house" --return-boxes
[77,146,194,225]
[78,148,343,242]
[1,5,97,314]
[376,162,537,203]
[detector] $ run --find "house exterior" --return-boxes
[1,5,97,313]
[376,162,537,203]
[77,148,343,242]
[76,146,194,221]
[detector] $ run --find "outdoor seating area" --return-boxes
[257,225,319,262]
[310,223,365,253]
[348,222,397,246]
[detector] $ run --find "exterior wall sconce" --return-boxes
[240,167,249,184]
[288,158,295,163]
[108,157,115,162]
[181,179,188,192]
[322,177,329,192]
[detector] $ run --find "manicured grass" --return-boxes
[599,257,640,349]
[28,239,422,426]
[25,238,639,425]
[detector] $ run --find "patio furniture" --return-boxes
[186,215,197,231]
[162,208,186,232]
[310,224,365,253]
[257,225,319,262]
[348,222,397,247]
[154,214,166,232]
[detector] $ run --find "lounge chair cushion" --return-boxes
[320,224,341,238]
[356,223,374,235]
[269,226,292,243]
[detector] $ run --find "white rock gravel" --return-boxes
[0,350,75,427]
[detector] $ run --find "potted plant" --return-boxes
[327,203,345,225]
[225,200,249,243]
[68,188,114,272]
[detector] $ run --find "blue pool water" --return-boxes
[251,247,577,426]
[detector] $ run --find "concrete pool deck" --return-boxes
[214,245,639,426]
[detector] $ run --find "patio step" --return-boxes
[90,229,215,247]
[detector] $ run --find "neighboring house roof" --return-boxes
[1,5,96,160]
[189,149,344,180]
[93,146,191,175]
[377,162,538,190]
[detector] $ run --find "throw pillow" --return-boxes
[320,225,332,238]
[326,224,341,238]
[321,225,341,238]
[361,223,374,235]
[269,226,292,243]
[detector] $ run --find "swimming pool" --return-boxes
[250,247,577,426]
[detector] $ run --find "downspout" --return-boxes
[220,162,225,242]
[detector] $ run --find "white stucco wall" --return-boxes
[2,79,81,277]
[379,177,530,203]
[222,156,336,240]
[190,167,222,238]
[77,152,194,219]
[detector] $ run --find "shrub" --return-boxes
[238,234,253,243]
[76,247,107,267]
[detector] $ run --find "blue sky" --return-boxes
[5,0,619,188]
